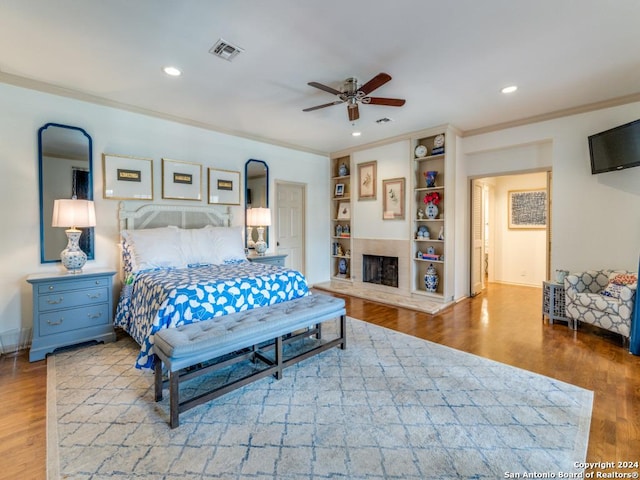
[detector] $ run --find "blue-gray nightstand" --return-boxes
[27,269,116,361]
[246,253,287,267]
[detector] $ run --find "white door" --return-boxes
[470,179,484,296]
[275,181,306,274]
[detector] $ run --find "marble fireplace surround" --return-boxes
[351,238,410,295]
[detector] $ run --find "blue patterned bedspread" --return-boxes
[114,262,309,369]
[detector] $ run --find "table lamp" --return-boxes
[51,198,96,273]
[247,207,271,255]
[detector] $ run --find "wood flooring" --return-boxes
[1,282,638,479]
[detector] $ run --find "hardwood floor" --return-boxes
[1,282,638,479]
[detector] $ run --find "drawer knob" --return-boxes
[87,293,102,299]
[47,297,64,305]
[47,318,64,326]
[87,312,103,319]
[48,286,55,290]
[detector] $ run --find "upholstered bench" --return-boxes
[153,293,346,428]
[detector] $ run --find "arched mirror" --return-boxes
[38,123,94,263]
[245,159,268,249]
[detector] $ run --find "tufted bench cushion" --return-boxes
[155,293,345,370]
[153,293,346,428]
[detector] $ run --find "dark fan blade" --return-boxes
[348,104,360,121]
[303,100,344,112]
[367,97,406,107]
[307,81,343,96]
[359,72,392,95]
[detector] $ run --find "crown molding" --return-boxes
[0,71,328,157]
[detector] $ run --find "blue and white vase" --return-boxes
[426,202,439,219]
[424,263,439,293]
[338,163,349,177]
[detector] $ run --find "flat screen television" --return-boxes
[588,118,640,174]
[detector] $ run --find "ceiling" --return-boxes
[2,0,640,154]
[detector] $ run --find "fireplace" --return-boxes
[362,254,399,288]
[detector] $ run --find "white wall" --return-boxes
[0,82,329,340]
[352,141,411,240]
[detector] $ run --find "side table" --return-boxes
[27,269,117,361]
[246,253,287,267]
[542,280,572,328]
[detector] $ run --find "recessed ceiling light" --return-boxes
[352,131,362,137]
[501,85,518,94]
[163,66,182,77]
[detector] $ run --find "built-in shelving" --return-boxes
[330,155,352,281]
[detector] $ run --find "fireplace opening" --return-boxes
[362,254,399,288]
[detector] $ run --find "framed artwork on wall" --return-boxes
[358,161,377,200]
[162,158,202,201]
[508,189,547,229]
[208,168,241,205]
[102,154,154,200]
[382,177,405,220]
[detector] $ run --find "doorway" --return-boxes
[274,181,306,275]
[470,171,550,296]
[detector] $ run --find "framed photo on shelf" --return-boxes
[208,168,241,205]
[358,160,377,200]
[162,158,202,201]
[336,201,350,220]
[102,153,153,200]
[334,183,345,197]
[382,177,405,220]
[508,189,547,229]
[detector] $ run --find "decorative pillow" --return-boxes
[121,226,183,272]
[206,226,246,263]
[611,273,637,286]
[179,227,224,266]
[601,282,626,299]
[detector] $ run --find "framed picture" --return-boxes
[208,168,241,205]
[102,154,153,200]
[358,161,377,200]
[382,177,405,220]
[162,158,202,201]
[508,189,547,229]
[334,183,345,197]
[336,201,351,220]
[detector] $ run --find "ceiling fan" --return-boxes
[303,72,406,121]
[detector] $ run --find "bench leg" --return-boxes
[275,336,283,380]
[340,314,347,350]
[169,371,180,429]
[154,355,163,401]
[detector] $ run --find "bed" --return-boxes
[114,203,309,369]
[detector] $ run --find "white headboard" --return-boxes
[118,202,232,231]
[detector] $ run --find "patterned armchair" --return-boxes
[564,270,637,340]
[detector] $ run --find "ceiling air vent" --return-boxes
[209,39,244,62]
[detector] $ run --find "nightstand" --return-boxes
[542,280,571,328]
[246,253,287,267]
[27,269,117,361]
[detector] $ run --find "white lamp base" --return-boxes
[61,228,87,273]
[254,226,267,255]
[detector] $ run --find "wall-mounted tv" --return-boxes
[588,118,640,174]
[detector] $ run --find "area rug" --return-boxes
[47,318,592,479]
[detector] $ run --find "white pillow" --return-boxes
[179,227,224,266]
[121,226,183,272]
[206,226,246,263]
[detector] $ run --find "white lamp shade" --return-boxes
[248,207,271,227]
[52,199,96,228]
